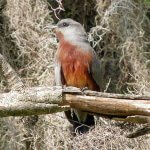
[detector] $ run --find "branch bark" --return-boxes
[0,86,149,119]
[0,86,69,117]
[64,93,150,117]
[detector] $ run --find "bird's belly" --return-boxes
[65,71,88,88]
[62,62,95,89]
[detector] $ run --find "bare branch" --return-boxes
[0,86,149,119]
[127,124,150,138]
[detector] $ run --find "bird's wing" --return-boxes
[54,60,62,86]
[90,51,104,91]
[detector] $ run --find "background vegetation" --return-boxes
[0,0,150,149]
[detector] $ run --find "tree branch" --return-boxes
[0,86,149,119]
[0,86,69,117]
[127,124,150,138]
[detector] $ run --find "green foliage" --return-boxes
[145,0,150,5]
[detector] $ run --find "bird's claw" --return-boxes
[80,87,88,95]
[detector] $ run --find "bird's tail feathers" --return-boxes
[64,109,95,134]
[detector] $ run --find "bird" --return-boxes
[53,18,103,134]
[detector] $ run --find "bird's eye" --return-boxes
[62,22,69,27]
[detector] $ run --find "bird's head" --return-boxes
[51,19,88,45]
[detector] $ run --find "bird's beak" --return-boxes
[49,25,57,29]
[49,25,57,32]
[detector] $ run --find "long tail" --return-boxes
[64,109,95,134]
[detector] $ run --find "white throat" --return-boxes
[63,29,91,51]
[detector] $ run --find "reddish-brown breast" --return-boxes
[56,38,99,91]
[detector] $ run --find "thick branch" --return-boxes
[0,86,149,120]
[63,93,150,116]
[0,86,69,117]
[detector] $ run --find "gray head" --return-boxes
[54,18,89,45]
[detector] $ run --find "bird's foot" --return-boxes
[80,87,88,95]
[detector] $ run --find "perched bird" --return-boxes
[53,18,103,134]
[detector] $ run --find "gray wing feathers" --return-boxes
[90,53,104,91]
[54,60,62,86]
